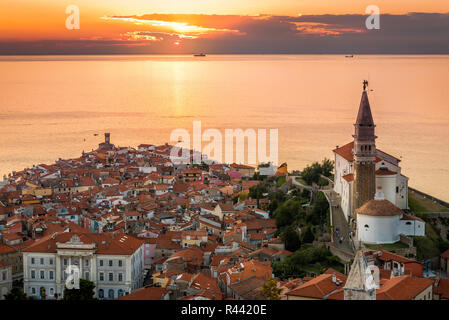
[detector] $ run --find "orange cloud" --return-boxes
[294,22,364,36]
[102,16,244,40]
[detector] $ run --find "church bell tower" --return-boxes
[352,80,377,213]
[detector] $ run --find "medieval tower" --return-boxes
[352,81,377,212]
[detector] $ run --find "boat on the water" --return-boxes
[345,54,354,58]
[193,53,206,57]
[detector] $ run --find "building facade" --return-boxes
[22,232,144,299]
[0,263,13,299]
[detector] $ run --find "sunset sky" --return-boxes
[1,0,449,54]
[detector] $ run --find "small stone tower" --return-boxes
[352,80,377,213]
[344,250,377,300]
[105,132,111,145]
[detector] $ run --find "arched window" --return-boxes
[98,289,104,299]
[118,289,124,298]
[108,289,115,299]
[364,224,369,228]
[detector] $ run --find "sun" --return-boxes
[174,41,181,46]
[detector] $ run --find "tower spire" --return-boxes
[352,81,377,215]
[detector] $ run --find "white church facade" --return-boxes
[333,81,424,244]
[333,141,409,222]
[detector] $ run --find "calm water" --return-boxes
[0,55,448,201]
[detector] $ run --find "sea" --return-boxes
[0,54,448,200]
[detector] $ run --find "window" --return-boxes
[109,273,113,281]
[118,289,124,298]
[109,260,113,267]
[49,288,54,296]
[99,260,103,267]
[118,273,123,282]
[118,260,122,267]
[31,287,36,295]
[31,258,35,264]
[98,289,104,299]
[85,272,89,280]
[49,271,54,280]
[63,259,68,266]
[108,289,114,299]
[99,272,104,281]
[31,270,36,279]
[49,258,53,265]
[40,270,45,279]
[40,258,44,265]
[406,222,412,225]
[364,224,369,228]
[85,259,89,266]
[2,271,6,281]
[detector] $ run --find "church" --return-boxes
[333,81,425,244]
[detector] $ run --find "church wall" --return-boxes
[399,219,425,237]
[341,180,353,222]
[357,214,400,244]
[376,175,396,205]
[396,175,409,209]
[376,150,400,167]
[375,159,399,172]
[333,153,352,196]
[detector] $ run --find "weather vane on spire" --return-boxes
[363,80,369,91]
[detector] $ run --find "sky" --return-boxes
[1,0,449,54]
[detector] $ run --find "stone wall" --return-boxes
[353,162,376,211]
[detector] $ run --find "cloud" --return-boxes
[2,13,449,54]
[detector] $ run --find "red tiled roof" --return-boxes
[435,279,449,299]
[286,274,344,299]
[356,199,404,216]
[22,231,143,255]
[376,169,397,176]
[376,276,433,300]
[117,287,168,300]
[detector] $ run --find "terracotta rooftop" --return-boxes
[356,199,404,216]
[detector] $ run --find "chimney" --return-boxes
[332,273,337,283]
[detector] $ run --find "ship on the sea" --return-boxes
[193,53,206,57]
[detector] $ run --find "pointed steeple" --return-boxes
[353,81,376,140]
[356,91,374,127]
[344,250,377,300]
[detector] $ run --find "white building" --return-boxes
[333,141,409,222]
[22,231,145,299]
[0,263,13,300]
[356,190,425,244]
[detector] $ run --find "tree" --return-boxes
[301,226,315,243]
[249,182,268,200]
[261,278,282,300]
[306,191,329,226]
[281,226,301,251]
[4,287,28,300]
[273,199,302,228]
[320,158,334,177]
[63,279,97,301]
